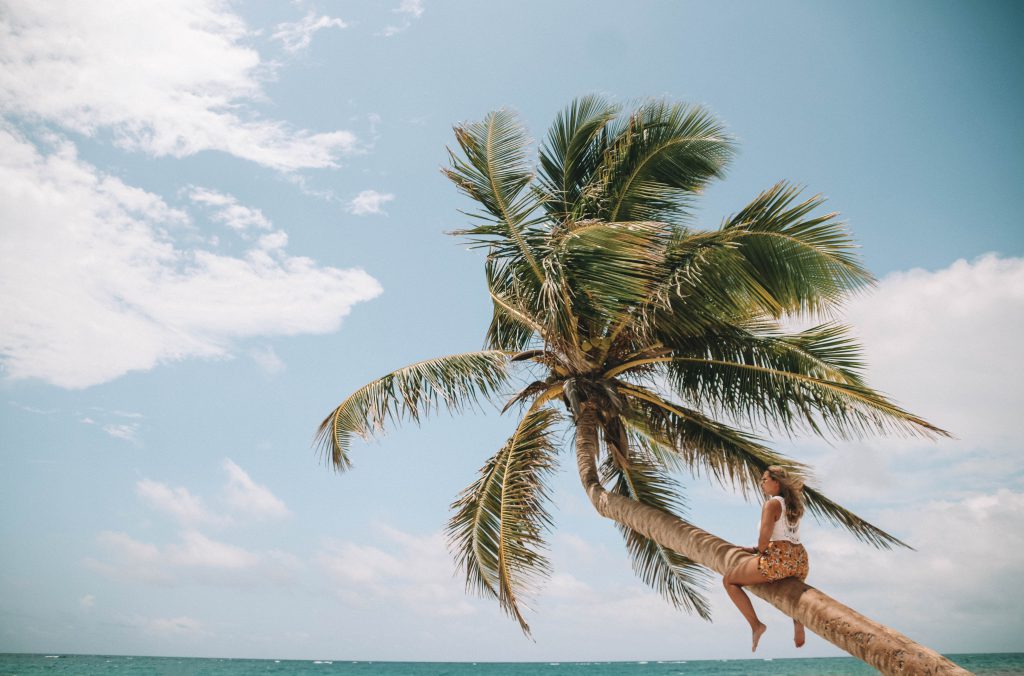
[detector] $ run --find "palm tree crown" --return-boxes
[317,96,947,635]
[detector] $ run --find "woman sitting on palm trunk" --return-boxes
[723,465,810,652]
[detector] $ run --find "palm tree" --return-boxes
[316,97,966,675]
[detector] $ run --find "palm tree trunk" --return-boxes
[574,405,968,676]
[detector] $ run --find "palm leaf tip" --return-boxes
[600,453,713,620]
[447,407,563,635]
[315,351,512,472]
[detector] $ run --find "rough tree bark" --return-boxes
[574,405,969,676]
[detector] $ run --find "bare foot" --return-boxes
[752,622,767,652]
[794,620,805,648]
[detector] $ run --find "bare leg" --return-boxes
[794,619,805,648]
[723,556,770,652]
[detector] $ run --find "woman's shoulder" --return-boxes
[763,496,784,513]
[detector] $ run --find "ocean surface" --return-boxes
[1,653,1021,675]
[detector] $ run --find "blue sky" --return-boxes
[1,0,1022,663]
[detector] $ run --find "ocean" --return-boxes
[1,653,1022,675]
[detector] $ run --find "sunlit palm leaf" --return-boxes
[537,95,621,221]
[447,407,563,635]
[592,100,734,223]
[719,182,875,316]
[618,384,909,549]
[316,351,511,471]
[444,109,546,282]
[660,322,887,436]
[600,449,712,618]
[558,220,672,328]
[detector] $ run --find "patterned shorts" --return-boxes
[757,540,809,582]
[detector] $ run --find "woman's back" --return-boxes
[768,494,801,543]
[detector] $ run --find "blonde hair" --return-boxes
[766,465,805,524]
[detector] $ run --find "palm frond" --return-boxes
[606,324,948,441]
[600,447,712,618]
[316,351,511,471]
[718,182,875,316]
[558,220,672,329]
[617,383,910,549]
[537,95,621,221]
[444,109,545,282]
[590,100,734,223]
[447,407,563,635]
[664,354,948,440]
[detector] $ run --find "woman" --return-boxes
[722,465,810,652]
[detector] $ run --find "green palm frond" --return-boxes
[591,100,734,223]
[618,384,909,549]
[665,354,948,440]
[447,407,563,635]
[617,382,798,492]
[316,351,511,471]
[558,220,672,328]
[606,321,948,440]
[600,448,712,619]
[444,109,546,282]
[659,322,881,436]
[719,182,875,316]
[484,257,541,352]
[537,95,621,222]
[486,254,582,361]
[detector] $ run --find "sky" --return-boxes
[1,0,1022,663]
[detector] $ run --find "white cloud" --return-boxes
[136,615,206,637]
[79,593,96,609]
[0,0,357,170]
[396,0,425,18]
[347,189,395,215]
[272,11,347,53]
[222,459,290,520]
[843,253,1023,452]
[90,529,266,586]
[805,489,1024,652]
[381,0,424,37]
[249,345,285,374]
[87,532,174,585]
[0,129,382,389]
[136,479,226,526]
[167,530,260,569]
[318,525,476,617]
[784,254,1024,501]
[97,530,161,563]
[190,187,271,231]
[102,423,140,442]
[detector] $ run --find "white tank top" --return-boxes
[768,495,801,544]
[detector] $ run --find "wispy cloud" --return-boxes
[102,423,140,443]
[166,530,260,569]
[136,480,228,527]
[272,11,347,53]
[222,459,291,520]
[249,345,286,374]
[0,0,357,170]
[189,187,272,231]
[0,129,382,389]
[346,189,395,215]
[131,615,207,638]
[318,524,475,617]
[381,0,424,37]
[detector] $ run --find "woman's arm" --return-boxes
[756,499,782,553]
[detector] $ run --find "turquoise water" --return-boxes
[1,653,1021,675]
